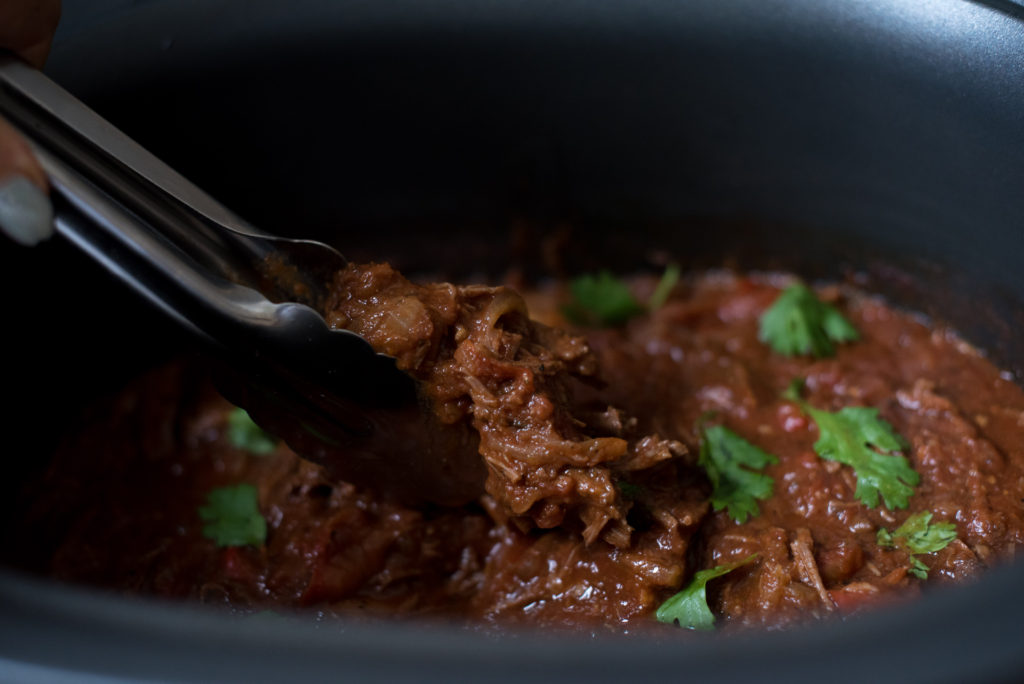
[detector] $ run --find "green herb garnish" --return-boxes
[656,554,758,630]
[562,265,679,327]
[562,271,643,326]
[646,264,681,313]
[227,407,278,455]
[877,511,957,579]
[759,283,859,357]
[699,424,778,524]
[781,377,806,403]
[785,384,918,510]
[805,405,917,509]
[199,483,267,548]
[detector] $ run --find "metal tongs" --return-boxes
[0,56,484,505]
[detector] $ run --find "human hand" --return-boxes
[0,0,61,246]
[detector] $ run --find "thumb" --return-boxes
[0,115,54,246]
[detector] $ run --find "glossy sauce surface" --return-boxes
[15,269,1024,632]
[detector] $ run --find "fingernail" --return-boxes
[0,175,54,247]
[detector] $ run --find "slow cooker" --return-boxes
[2,0,1023,681]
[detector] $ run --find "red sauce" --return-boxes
[14,268,1024,632]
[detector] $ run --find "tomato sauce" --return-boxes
[12,268,1024,632]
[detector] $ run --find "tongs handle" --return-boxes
[35,143,288,338]
[0,54,414,411]
[0,54,295,324]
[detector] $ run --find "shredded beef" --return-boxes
[324,263,686,547]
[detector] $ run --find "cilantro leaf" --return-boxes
[198,483,267,547]
[646,264,681,312]
[907,557,930,580]
[656,554,758,630]
[759,283,859,357]
[562,266,680,327]
[562,271,644,326]
[699,425,778,523]
[877,511,958,554]
[877,511,957,579]
[781,377,805,402]
[803,404,918,510]
[784,383,919,510]
[227,407,278,455]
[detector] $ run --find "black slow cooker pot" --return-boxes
[2,0,1024,681]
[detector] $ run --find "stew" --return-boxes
[12,263,1024,632]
